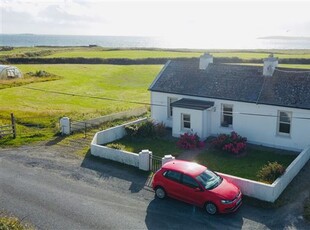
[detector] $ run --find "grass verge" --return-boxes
[0,212,34,230]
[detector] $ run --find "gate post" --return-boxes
[60,117,71,135]
[139,149,152,171]
[11,113,16,139]
[162,155,175,166]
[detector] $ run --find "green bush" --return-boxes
[125,120,167,138]
[106,143,125,150]
[154,122,167,137]
[257,161,285,183]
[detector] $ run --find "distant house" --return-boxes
[149,54,310,151]
[0,65,22,79]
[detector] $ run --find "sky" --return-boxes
[1,0,310,40]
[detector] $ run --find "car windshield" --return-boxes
[196,169,222,190]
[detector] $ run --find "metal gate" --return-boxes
[150,155,162,172]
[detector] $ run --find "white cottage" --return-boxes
[149,54,310,151]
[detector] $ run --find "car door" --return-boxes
[162,170,182,200]
[179,174,204,206]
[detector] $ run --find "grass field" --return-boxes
[0,64,161,146]
[0,64,161,120]
[44,48,203,59]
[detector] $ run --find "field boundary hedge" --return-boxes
[5,57,310,65]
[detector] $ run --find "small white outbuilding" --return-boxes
[0,65,22,79]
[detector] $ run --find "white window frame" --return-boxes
[277,111,292,136]
[221,104,233,127]
[167,97,178,119]
[181,113,191,130]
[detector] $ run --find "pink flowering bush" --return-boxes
[177,133,205,150]
[211,131,247,155]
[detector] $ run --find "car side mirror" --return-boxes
[195,187,203,192]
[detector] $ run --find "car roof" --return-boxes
[162,160,206,177]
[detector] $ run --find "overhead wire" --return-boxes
[21,86,310,120]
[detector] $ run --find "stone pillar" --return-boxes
[139,149,152,171]
[162,155,175,166]
[60,117,71,135]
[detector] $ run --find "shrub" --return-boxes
[211,131,247,155]
[257,161,285,183]
[106,143,125,150]
[125,120,167,138]
[125,120,156,138]
[154,122,167,137]
[137,120,156,138]
[177,133,205,150]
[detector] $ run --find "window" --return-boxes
[163,170,182,183]
[182,174,199,188]
[167,97,178,118]
[221,104,233,127]
[278,111,292,135]
[182,114,191,130]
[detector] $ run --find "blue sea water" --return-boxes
[1,34,310,49]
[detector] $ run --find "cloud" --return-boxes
[1,0,309,37]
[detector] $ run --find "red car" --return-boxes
[152,160,242,215]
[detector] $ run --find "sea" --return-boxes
[1,34,310,50]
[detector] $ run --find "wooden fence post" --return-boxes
[11,113,16,139]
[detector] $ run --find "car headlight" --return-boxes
[221,199,234,204]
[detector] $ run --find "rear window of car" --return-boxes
[163,170,181,182]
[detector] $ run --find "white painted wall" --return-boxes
[90,118,150,169]
[151,91,310,151]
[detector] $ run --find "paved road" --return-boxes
[0,145,309,229]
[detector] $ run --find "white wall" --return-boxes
[172,107,205,138]
[90,118,148,168]
[151,91,310,151]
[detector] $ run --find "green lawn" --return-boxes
[196,146,296,182]
[107,136,296,182]
[109,136,182,158]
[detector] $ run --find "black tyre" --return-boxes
[205,202,217,215]
[155,186,166,199]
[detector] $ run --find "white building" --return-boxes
[149,54,310,151]
[0,65,22,79]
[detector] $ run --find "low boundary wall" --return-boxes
[71,107,147,132]
[91,118,149,169]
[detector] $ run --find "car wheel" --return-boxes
[205,202,217,215]
[155,186,166,199]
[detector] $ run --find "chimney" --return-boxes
[263,54,278,77]
[199,53,213,70]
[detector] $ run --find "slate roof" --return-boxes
[149,59,310,110]
[171,98,214,110]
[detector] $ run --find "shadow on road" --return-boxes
[81,150,151,193]
[145,197,244,229]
